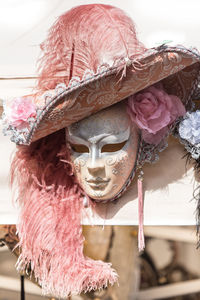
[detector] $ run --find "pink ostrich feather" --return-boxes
[11,130,117,298]
[37,4,145,92]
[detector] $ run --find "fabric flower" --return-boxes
[179,111,200,145]
[127,84,186,145]
[5,96,36,127]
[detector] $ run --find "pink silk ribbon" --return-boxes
[138,177,145,251]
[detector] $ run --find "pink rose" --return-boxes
[127,84,186,145]
[7,97,36,127]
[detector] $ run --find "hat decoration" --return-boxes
[2,3,200,298]
[178,109,200,159]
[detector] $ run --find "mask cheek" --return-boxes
[73,160,81,174]
[71,155,87,179]
[109,152,130,180]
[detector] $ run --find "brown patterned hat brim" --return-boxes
[4,45,200,145]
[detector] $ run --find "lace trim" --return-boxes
[1,63,124,145]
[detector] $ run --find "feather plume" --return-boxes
[37,4,145,91]
[11,130,117,298]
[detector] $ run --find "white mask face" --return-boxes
[66,103,139,201]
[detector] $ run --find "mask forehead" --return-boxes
[68,103,130,141]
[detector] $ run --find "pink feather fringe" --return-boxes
[37,4,145,92]
[11,130,117,298]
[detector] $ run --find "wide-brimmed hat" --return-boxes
[2,4,200,145]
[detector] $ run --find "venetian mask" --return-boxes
[66,102,140,202]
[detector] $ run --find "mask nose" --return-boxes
[87,163,105,177]
[87,143,106,177]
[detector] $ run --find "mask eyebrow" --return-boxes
[99,127,130,145]
[67,126,130,145]
[66,134,89,146]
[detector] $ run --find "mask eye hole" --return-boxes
[70,144,89,153]
[101,141,127,153]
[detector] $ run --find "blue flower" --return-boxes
[179,111,200,145]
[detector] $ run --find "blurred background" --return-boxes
[1,225,200,299]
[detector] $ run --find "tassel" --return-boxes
[138,167,145,252]
[83,195,89,208]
